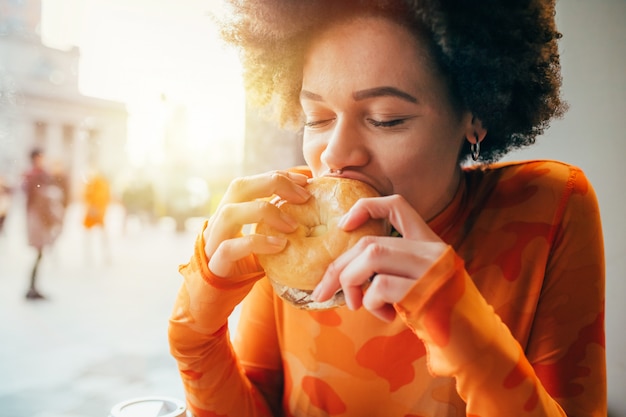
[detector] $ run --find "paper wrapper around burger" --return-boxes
[255,177,389,310]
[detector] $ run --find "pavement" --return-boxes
[0,199,236,417]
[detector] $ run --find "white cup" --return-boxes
[109,396,187,417]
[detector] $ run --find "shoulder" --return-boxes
[465,159,591,196]
[462,160,598,227]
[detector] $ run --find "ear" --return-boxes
[465,116,487,145]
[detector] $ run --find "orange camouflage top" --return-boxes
[168,160,606,417]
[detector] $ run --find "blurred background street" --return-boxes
[0,196,232,417]
[0,2,300,416]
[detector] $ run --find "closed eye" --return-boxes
[368,118,408,128]
[304,118,335,128]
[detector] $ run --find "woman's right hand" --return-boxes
[204,170,311,277]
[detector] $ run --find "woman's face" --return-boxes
[301,16,474,219]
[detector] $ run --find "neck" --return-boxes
[423,165,462,222]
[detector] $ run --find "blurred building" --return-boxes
[0,0,127,200]
[0,0,304,223]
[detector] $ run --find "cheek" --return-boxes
[382,151,421,182]
[378,140,450,189]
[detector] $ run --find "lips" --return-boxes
[321,170,382,196]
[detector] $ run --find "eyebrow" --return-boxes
[300,86,418,104]
[300,90,324,101]
[353,86,418,103]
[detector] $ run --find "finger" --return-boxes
[222,171,310,205]
[314,237,445,306]
[337,237,387,310]
[339,194,438,242]
[362,273,416,322]
[312,236,380,304]
[225,200,300,233]
[209,171,310,238]
[313,236,401,303]
[205,200,298,257]
[208,234,287,277]
[337,238,420,309]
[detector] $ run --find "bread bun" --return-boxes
[256,177,389,309]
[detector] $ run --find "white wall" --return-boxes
[502,1,626,415]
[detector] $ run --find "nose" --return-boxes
[320,118,369,172]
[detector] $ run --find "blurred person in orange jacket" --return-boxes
[82,168,112,264]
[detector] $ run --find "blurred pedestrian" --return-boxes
[50,159,70,211]
[82,169,112,264]
[21,148,67,300]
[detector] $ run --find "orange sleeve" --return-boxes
[395,168,606,416]
[233,278,285,416]
[168,221,274,417]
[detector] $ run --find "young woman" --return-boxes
[168,1,606,416]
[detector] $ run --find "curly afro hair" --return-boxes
[219,0,566,163]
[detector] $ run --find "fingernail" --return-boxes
[311,283,323,301]
[266,236,287,247]
[280,212,299,229]
[296,186,311,200]
[337,213,348,229]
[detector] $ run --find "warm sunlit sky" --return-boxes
[39,0,246,168]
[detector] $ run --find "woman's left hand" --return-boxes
[311,194,448,322]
